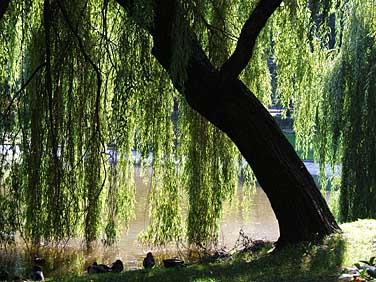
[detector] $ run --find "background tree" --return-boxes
[315,0,376,222]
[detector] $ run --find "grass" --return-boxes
[48,219,376,282]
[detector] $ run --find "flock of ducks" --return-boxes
[87,259,124,274]
[0,252,184,281]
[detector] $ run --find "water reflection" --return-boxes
[220,187,279,248]
[0,168,279,278]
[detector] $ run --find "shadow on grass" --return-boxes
[52,235,345,282]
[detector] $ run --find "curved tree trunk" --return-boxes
[153,43,339,246]
[184,65,339,246]
[113,0,340,246]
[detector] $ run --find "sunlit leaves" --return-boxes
[1,0,373,249]
[316,0,376,222]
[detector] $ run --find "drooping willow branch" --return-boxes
[56,0,102,135]
[57,0,108,192]
[198,13,239,42]
[2,62,47,124]
[44,0,59,164]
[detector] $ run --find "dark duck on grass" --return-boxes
[32,254,46,266]
[87,262,110,274]
[143,252,155,269]
[110,260,124,272]
[30,265,44,281]
[0,268,9,281]
[87,260,124,274]
[163,258,184,268]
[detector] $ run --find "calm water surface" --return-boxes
[0,168,279,278]
[117,169,279,265]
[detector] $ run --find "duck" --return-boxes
[30,265,44,281]
[109,259,124,272]
[143,252,155,269]
[87,262,110,274]
[32,254,46,266]
[0,268,9,281]
[162,258,184,268]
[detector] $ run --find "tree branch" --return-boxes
[112,0,134,19]
[115,0,281,80]
[0,0,11,21]
[2,63,46,123]
[220,0,282,79]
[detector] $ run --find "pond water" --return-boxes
[0,168,279,279]
[115,168,279,263]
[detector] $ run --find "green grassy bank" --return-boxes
[49,219,376,282]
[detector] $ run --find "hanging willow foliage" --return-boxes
[2,0,370,249]
[315,0,376,222]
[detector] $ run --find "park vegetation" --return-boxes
[0,0,375,254]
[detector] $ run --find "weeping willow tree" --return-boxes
[314,0,376,222]
[0,0,345,250]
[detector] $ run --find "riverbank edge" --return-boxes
[46,219,376,282]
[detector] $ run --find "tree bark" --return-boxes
[117,0,340,246]
[153,38,339,246]
[183,63,339,246]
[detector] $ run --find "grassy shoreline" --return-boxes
[47,219,376,282]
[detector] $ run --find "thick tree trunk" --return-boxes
[152,42,339,246]
[146,1,340,246]
[124,0,341,246]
